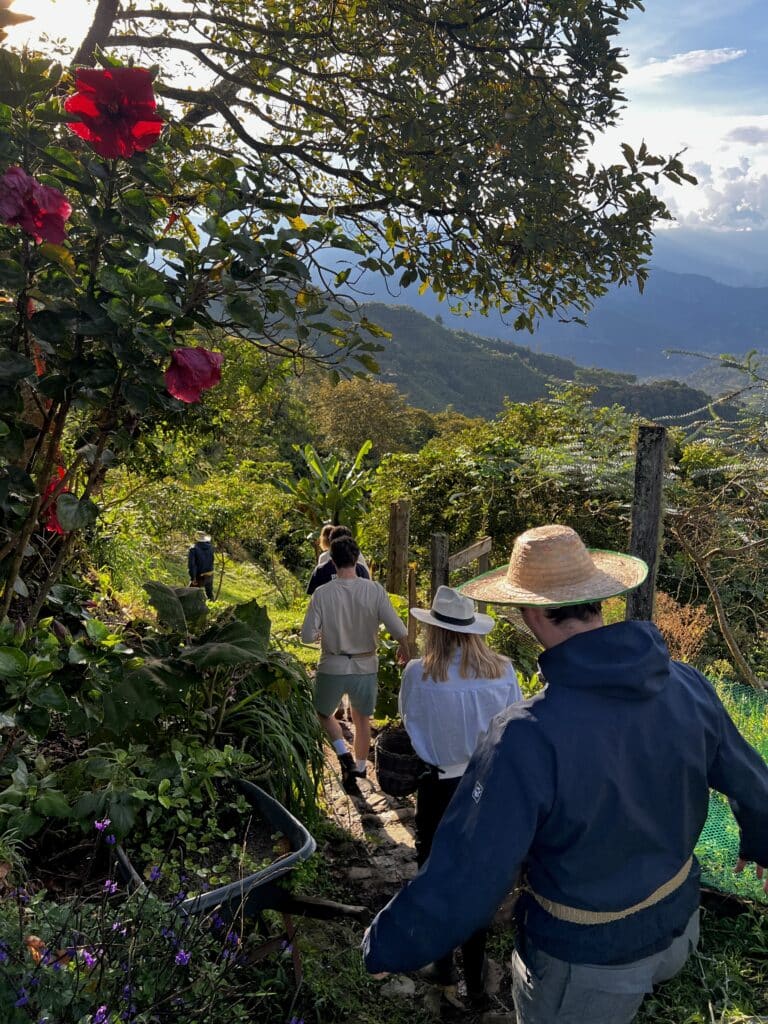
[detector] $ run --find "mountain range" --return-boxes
[357,270,768,384]
[362,302,736,422]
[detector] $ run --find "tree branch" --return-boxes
[72,0,121,67]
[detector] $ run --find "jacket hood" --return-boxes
[538,620,671,700]
[194,541,213,552]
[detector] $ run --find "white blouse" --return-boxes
[399,651,522,776]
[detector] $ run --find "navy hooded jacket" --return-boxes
[188,540,214,579]
[364,621,768,969]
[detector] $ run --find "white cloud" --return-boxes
[725,125,768,146]
[689,161,713,184]
[629,48,747,87]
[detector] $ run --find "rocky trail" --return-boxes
[315,740,517,1023]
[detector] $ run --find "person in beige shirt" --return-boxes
[302,534,409,793]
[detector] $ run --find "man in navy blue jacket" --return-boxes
[363,525,768,1023]
[188,531,215,600]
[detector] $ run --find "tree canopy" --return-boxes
[77,0,693,329]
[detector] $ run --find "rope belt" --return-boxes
[529,856,693,925]
[197,571,214,577]
[332,651,376,658]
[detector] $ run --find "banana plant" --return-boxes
[279,439,373,532]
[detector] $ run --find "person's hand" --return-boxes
[735,857,768,894]
[396,638,410,666]
[371,972,389,980]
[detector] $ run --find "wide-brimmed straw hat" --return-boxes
[195,531,212,542]
[411,586,494,635]
[459,525,648,607]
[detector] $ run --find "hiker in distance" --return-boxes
[187,530,215,600]
[400,585,521,1007]
[364,524,768,1023]
[302,533,409,794]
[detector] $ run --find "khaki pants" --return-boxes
[511,909,700,1024]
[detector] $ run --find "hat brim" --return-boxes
[458,549,648,607]
[410,607,495,635]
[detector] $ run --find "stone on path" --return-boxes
[380,976,417,999]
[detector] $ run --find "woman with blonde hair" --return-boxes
[399,586,521,1005]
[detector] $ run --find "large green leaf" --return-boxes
[143,581,187,632]
[34,791,71,818]
[180,620,269,669]
[176,586,209,626]
[233,600,271,645]
[56,494,99,531]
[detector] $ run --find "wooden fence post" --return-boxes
[625,424,667,621]
[387,499,410,596]
[407,567,418,648]
[430,532,450,602]
[476,548,491,615]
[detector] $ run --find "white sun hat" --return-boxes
[411,586,495,635]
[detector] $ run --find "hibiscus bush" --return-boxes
[0,40,380,625]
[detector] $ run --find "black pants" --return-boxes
[195,575,214,600]
[415,772,488,992]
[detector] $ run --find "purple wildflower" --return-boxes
[14,989,28,1007]
[94,818,111,832]
[225,930,240,946]
[103,879,118,895]
[211,912,225,929]
[82,949,97,969]
[149,865,162,882]
[92,1006,109,1024]
[105,834,116,846]
[160,927,175,941]
[174,949,191,967]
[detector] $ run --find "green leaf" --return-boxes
[175,586,209,626]
[0,646,27,677]
[0,350,34,382]
[180,621,269,669]
[34,791,70,818]
[85,618,110,643]
[31,683,68,711]
[56,494,99,531]
[233,600,271,646]
[143,581,187,632]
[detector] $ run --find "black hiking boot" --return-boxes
[338,753,361,795]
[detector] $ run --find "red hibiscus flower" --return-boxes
[65,68,164,160]
[0,166,71,244]
[165,348,223,403]
[41,466,70,535]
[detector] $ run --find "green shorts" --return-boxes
[313,672,378,717]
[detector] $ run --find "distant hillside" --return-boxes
[354,267,768,380]
[364,302,735,421]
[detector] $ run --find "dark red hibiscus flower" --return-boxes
[0,166,71,244]
[65,68,164,160]
[41,466,70,535]
[165,348,223,403]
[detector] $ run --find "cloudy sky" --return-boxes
[9,0,768,234]
[598,0,768,231]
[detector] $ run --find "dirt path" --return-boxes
[320,745,516,1022]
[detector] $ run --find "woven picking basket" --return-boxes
[374,724,430,797]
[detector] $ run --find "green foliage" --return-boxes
[279,440,374,535]
[0,44,378,623]
[362,384,635,575]
[97,1,693,327]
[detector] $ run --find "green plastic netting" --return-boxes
[695,678,768,903]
